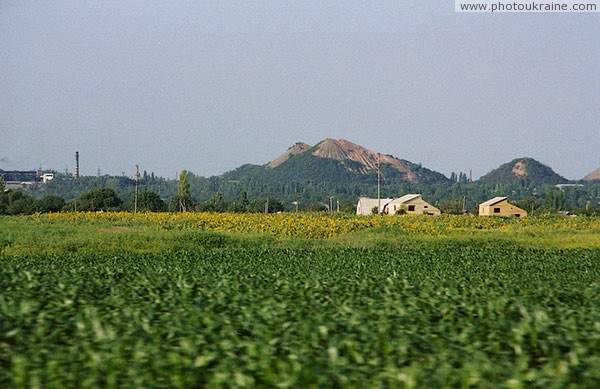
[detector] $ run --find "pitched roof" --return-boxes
[480,197,508,206]
[391,194,421,204]
[358,197,393,209]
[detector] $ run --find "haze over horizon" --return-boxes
[2,2,598,180]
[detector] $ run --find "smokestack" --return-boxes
[75,151,80,179]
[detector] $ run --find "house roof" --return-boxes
[479,197,508,206]
[357,197,393,209]
[390,194,421,204]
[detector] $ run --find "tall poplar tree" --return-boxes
[177,170,192,212]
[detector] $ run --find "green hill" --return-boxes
[478,158,568,186]
[258,138,450,185]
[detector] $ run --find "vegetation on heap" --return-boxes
[478,157,568,186]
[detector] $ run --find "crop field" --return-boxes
[1,213,600,387]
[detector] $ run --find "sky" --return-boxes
[1,1,598,180]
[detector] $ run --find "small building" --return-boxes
[356,197,393,215]
[384,194,441,215]
[41,173,54,183]
[5,181,35,190]
[356,195,440,216]
[478,197,527,217]
[554,183,583,190]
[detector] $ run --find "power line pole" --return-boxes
[134,164,140,214]
[377,153,381,215]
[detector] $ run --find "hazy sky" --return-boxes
[2,1,598,180]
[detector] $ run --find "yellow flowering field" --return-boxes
[38,211,600,239]
[2,212,599,255]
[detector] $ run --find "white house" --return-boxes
[356,194,440,216]
[356,197,393,215]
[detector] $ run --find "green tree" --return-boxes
[515,199,538,216]
[36,195,66,213]
[0,188,8,214]
[238,191,249,212]
[543,191,555,211]
[340,202,356,214]
[306,202,328,212]
[0,176,5,193]
[78,188,123,211]
[204,192,226,212]
[175,170,193,212]
[5,191,36,215]
[555,189,564,211]
[137,191,167,212]
[248,197,284,213]
[439,199,464,215]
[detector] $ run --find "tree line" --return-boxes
[0,173,290,215]
[2,170,599,216]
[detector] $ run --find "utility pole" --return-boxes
[134,164,140,214]
[264,197,269,214]
[377,153,381,215]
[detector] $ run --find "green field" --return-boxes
[1,214,600,387]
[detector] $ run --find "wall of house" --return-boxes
[479,201,527,217]
[356,201,372,215]
[357,198,393,215]
[389,199,440,215]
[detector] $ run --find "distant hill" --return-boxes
[12,142,600,213]
[266,142,312,168]
[583,168,600,181]
[478,157,568,186]
[258,138,450,185]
